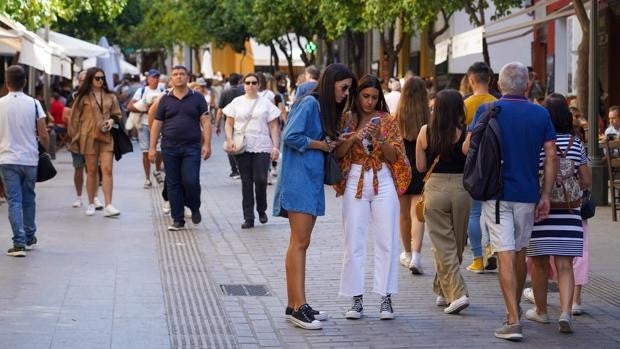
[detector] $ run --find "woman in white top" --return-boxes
[223,73,281,229]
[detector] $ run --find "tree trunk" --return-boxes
[295,33,315,67]
[276,37,295,89]
[482,37,490,66]
[572,0,589,115]
[269,42,279,72]
[193,45,202,75]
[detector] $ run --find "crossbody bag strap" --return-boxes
[422,156,440,183]
[237,97,260,134]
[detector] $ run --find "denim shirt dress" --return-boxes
[273,95,325,217]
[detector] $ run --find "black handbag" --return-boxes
[324,150,342,185]
[33,99,56,182]
[580,190,596,220]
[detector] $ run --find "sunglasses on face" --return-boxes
[94,76,105,81]
[244,80,258,85]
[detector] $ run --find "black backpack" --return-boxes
[463,105,503,221]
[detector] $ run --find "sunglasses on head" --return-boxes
[244,80,258,85]
[94,76,105,81]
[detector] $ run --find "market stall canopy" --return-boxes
[83,57,140,75]
[37,29,109,58]
[0,14,71,79]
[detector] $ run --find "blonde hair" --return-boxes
[396,77,430,141]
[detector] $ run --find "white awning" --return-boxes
[83,57,140,75]
[249,36,306,67]
[0,14,71,79]
[39,29,109,58]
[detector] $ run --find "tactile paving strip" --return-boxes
[584,274,620,307]
[151,188,237,349]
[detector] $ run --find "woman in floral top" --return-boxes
[334,75,409,320]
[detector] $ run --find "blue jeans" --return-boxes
[0,165,37,247]
[162,145,201,224]
[467,200,489,257]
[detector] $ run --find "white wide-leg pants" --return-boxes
[339,164,400,297]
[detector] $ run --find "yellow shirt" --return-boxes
[464,93,497,125]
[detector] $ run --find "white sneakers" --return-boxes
[103,205,121,217]
[409,252,424,274]
[399,251,412,267]
[85,204,96,216]
[162,201,171,214]
[522,287,536,304]
[444,295,470,314]
[94,197,104,210]
[72,197,83,208]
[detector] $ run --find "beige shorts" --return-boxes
[483,200,536,252]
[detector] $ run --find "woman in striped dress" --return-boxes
[526,93,591,333]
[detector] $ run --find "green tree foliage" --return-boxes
[1,0,128,29]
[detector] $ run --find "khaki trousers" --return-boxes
[424,173,472,303]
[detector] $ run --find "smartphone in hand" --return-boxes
[370,116,381,125]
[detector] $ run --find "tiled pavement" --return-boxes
[0,136,619,348]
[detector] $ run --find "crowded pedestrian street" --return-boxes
[0,140,618,348]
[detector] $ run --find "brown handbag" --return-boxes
[415,156,440,223]
[93,121,112,144]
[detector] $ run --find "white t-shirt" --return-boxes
[604,125,620,138]
[0,92,45,166]
[384,91,401,115]
[222,95,280,153]
[258,89,275,104]
[132,86,163,125]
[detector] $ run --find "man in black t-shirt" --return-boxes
[215,73,244,178]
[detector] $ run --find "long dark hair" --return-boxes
[311,63,357,138]
[397,77,429,141]
[428,89,465,160]
[353,75,388,116]
[543,93,573,135]
[76,67,111,101]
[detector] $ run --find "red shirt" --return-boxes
[50,99,64,125]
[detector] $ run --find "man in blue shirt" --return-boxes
[293,65,319,101]
[466,62,557,341]
[149,65,212,231]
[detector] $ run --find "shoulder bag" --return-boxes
[33,99,57,182]
[415,156,439,222]
[223,97,259,155]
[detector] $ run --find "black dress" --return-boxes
[403,138,424,195]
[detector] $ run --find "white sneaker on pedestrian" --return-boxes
[409,252,424,274]
[85,204,96,216]
[522,287,535,304]
[162,201,171,214]
[444,295,469,314]
[94,197,104,210]
[184,207,192,218]
[103,204,121,217]
[72,197,83,208]
[144,179,152,189]
[435,295,447,307]
[399,251,412,267]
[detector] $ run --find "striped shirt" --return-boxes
[538,133,587,172]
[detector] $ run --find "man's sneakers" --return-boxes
[25,237,37,251]
[168,221,185,231]
[229,171,240,179]
[466,257,484,274]
[435,295,447,307]
[144,179,153,189]
[288,304,322,330]
[103,205,121,217]
[485,244,498,271]
[259,212,268,224]
[345,295,364,319]
[285,305,327,321]
[444,295,469,314]
[494,322,523,341]
[379,294,395,320]
[6,246,26,257]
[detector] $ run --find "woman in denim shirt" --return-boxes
[274,63,356,330]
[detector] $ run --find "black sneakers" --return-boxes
[25,237,38,251]
[191,210,202,225]
[379,294,395,320]
[167,221,185,231]
[259,213,268,224]
[241,220,254,229]
[345,295,364,319]
[7,246,26,257]
[289,304,322,330]
[285,305,327,321]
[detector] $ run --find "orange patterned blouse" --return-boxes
[333,111,409,198]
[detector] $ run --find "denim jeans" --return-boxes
[235,152,270,221]
[0,164,37,247]
[467,200,489,257]
[162,145,202,224]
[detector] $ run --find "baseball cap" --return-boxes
[147,68,160,77]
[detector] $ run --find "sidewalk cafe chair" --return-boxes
[604,138,620,221]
